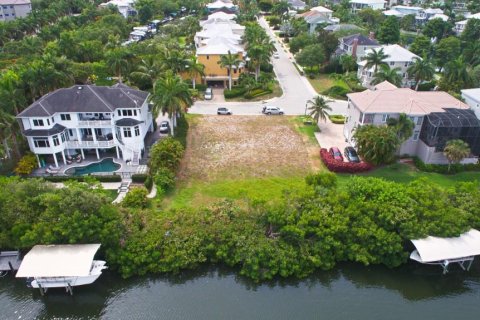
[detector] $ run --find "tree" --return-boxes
[316,29,339,59]
[148,137,184,173]
[400,14,417,32]
[135,0,155,24]
[434,36,461,70]
[289,33,316,54]
[377,16,400,44]
[151,72,192,135]
[463,41,480,67]
[440,56,472,92]
[272,0,290,16]
[185,55,205,89]
[353,125,400,165]
[296,44,325,72]
[443,139,471,172]
[362,48,389,73]
[129,56,164,90]
[307,96,333,123]
[339,55,357,75]
[357,8,385,31]
[122,187,149,209]
[371,65,402,87]
[387,113,414,143]
[409,35,433,58]
[105,48,132,83]
[14,153,37,175]
[422,18,452,41]
[460,18,480,43]
[407,57,435,90]
[246,31,275,81]
[218,51,242,90]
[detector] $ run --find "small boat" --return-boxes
[0,251,21,277]
[16,244,107,295]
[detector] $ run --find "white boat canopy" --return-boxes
[16,244,101,278]
[410,229,480,273]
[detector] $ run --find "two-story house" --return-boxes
[0,0,31,22]
[16,84,154,168]
[99,0,136,18]
[344,81,480,164]
[357,44,419,88]
[350,0,385,13]
[206,0,237,13]
[455,13,480,34]
[299,6,339,34]
[335,33,380,60]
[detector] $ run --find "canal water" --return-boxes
[1,263,479,320]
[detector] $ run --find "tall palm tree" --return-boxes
[105,48,132,83]
[0,70,26,115]
[387,113,414,143]
[362,48,390,73]
[129,56,164,89]
[371,65,403,87]
[340,55,357,75]
[307,96,333,123]
[407,57,435,90]
[247,34,276,81]
[218,51,242,90]
[185,55,205,89]
[151,72,192,136]
[443,56,472,87]
[157,47,188,74]
[443,139,470,173]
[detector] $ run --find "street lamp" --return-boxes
[304,103,308,116]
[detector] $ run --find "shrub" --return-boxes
[122,186,149,209]
[14,153,37,176]
[260,62,273,73]
[305,172,337,188]
[154,167,175,191]
[244,88,273,99]
[417,81,436,91]
[144,175,153,191]
[174,115,189,148]
[320,148,373,173]
[329,114,346,124]
[42,175,122,182]
[131,174,148,183]
[322,85,349,98]
[194,83,207,91]
[413,157,480,174]
[149,137,184,173]
[224,87,247,98]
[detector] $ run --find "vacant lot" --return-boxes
[167,115,317,208]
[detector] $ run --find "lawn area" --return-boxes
[308,74,349,94]
[225,81,283,102]
[163,115,317,208]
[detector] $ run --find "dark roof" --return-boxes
[341,34,379,46]
[288,0,306,7]
[115,118,144,127]
[17,83,149,118]
[426,108,480,128]
[211,7,236,14]
[23,124,66,137]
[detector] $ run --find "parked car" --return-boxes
[329,147,344,162]
[204,88,213,100]
[159,121,170,134]
[344,146,360,163]
[273,52,279,59]
[262,106,284,115]
[217,107,232,115]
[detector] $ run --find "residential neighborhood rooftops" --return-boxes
[197,37,244,55]
[310,6,332,13]
[324,24,362,32]
[341,33,379,46]
[358,44,419,67]
[17,83,149,118]
[207,11,236,20]
[207,0,235,10]
[348,82,470,115]
[350,0,385,4]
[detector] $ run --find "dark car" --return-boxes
[344,146,360,163]
[329,147,344,162]
[159,121,170,134]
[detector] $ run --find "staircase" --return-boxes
[132,151,139,166]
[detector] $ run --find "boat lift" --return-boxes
[0,251,21,277]
[410,229,480,274]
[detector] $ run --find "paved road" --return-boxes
[188,17,348,116]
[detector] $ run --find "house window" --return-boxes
[61,132,66,142]
[122,110,133,116]
[413,130,420,141]
[52,135,59,146]
[134,125,140,136]
[390,62,394,66]
[382,114,389,122]
[68,129,73,137]
[409,116,415,123]
[46,119,50,125]
[33,119,44,126]
[118,110,121,116]
[60,114,71,121]
[363,114,374,124]
[123,127,132,138]
[33,137,49,148]
[51,117,55,123]
[359,112,363,122]
[206,55,209,60]
[416,117,422,126]
[133,110,137,116]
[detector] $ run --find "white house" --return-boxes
[288,0,306,11]
[335,33,380,60]
[462,88,480,119]
[99,0,136,18]
[206,0,236,12]
[299,6,339,33]
[455,12,480,34]
[16,84,154,167]
[350,0,385,13]
[357,44,419,88]
[344,81,480,164]
[0,0,31,22]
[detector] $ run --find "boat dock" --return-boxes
[0,251,21,275]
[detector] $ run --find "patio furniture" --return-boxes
[46,167,60,174]
[76,156,82,163]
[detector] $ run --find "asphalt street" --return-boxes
[188,16,348,116]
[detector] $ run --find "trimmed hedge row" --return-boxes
[224,87,247,99]
[322,85,349,99]
[320,148,373,173]
[42,174,122,182]
[131,173,148,183]
[244,88,273,99]
[413,157,480,174]
[329,114,345,124]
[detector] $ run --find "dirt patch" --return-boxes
[179,116,314,181]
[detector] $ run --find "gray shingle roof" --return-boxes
[341,34,379,46]
[23,124,66,137]
[115,118,144,127]
[17,84,149,118]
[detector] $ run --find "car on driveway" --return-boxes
[344,146,360,163]
[217,107,232,115]
[329,147,344,162]
[204,88,213,100]
[273,52,279,59]
[262,106,284,115]
[159,121,170,134]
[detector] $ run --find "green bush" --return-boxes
[144,175,153,191]
[305,172,337,188]
[131,174,148,183]
[417,81,436,91]
[260,62,273,73]
[14,153,37,176]
[149,137,184,174]
[224,87,247,99]
[174,115,189,148]
[122,186,149,209]
[42,175,122,182]
[154,167,175,191]
[322,85,350,98]
[194,83,207,91]
[329,114,346,124]
[244,88,273,99]
[413,157,480,174]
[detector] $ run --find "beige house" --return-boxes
[344,82,480,164]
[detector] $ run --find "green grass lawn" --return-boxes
[308,74,349,94]
[291,116,319,144]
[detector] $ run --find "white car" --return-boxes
[204,88,213,100]
[217,107,232,115]
[262,106,284,115]
[273,52,279,59]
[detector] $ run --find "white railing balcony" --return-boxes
[65,140,116,148]
[77,120,112,127]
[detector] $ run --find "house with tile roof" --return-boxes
[16,84,154,167]
[344,82,480,164]
[357,44,419,88]
[335,33,380,60]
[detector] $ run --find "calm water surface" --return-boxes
[1,263,479,320]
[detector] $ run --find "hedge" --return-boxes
[131,173,148,183]
[42,174,122,182]
[329,114,345,124]
[194,83,208,91]
[320,148,373,173]
[413,157,480,174]
[224,87,247,99]
[322,85,349,98]
[244,88,273,99]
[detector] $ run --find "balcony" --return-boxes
[65,140,115,148]
[77,120,112,127]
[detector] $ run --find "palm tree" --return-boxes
[339,55,357,75]
[218,51,242,90]
[307,96,333,123]
[157,47,187,74]
[443,56,472,88]
[362,48,390,73]
[407,57,435,90]
[129,56,164,89]
[371,65,403,87]
[387,113,414,143]
[0,70,26,115]
[185,55,205,89]
[105,48,132,83]
[247,34,275,82]
[443,139,470,173]
[151,72,192,136]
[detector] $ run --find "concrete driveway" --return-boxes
[315,119,349,152]
[188,17,348,116]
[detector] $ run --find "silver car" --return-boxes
[262,106,284,115]
[217,107,232,115]
[204,88,213,100]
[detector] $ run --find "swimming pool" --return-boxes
[65,158,121,176]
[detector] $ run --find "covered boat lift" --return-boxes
[410,229,480,274]
[16,244,106,295]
